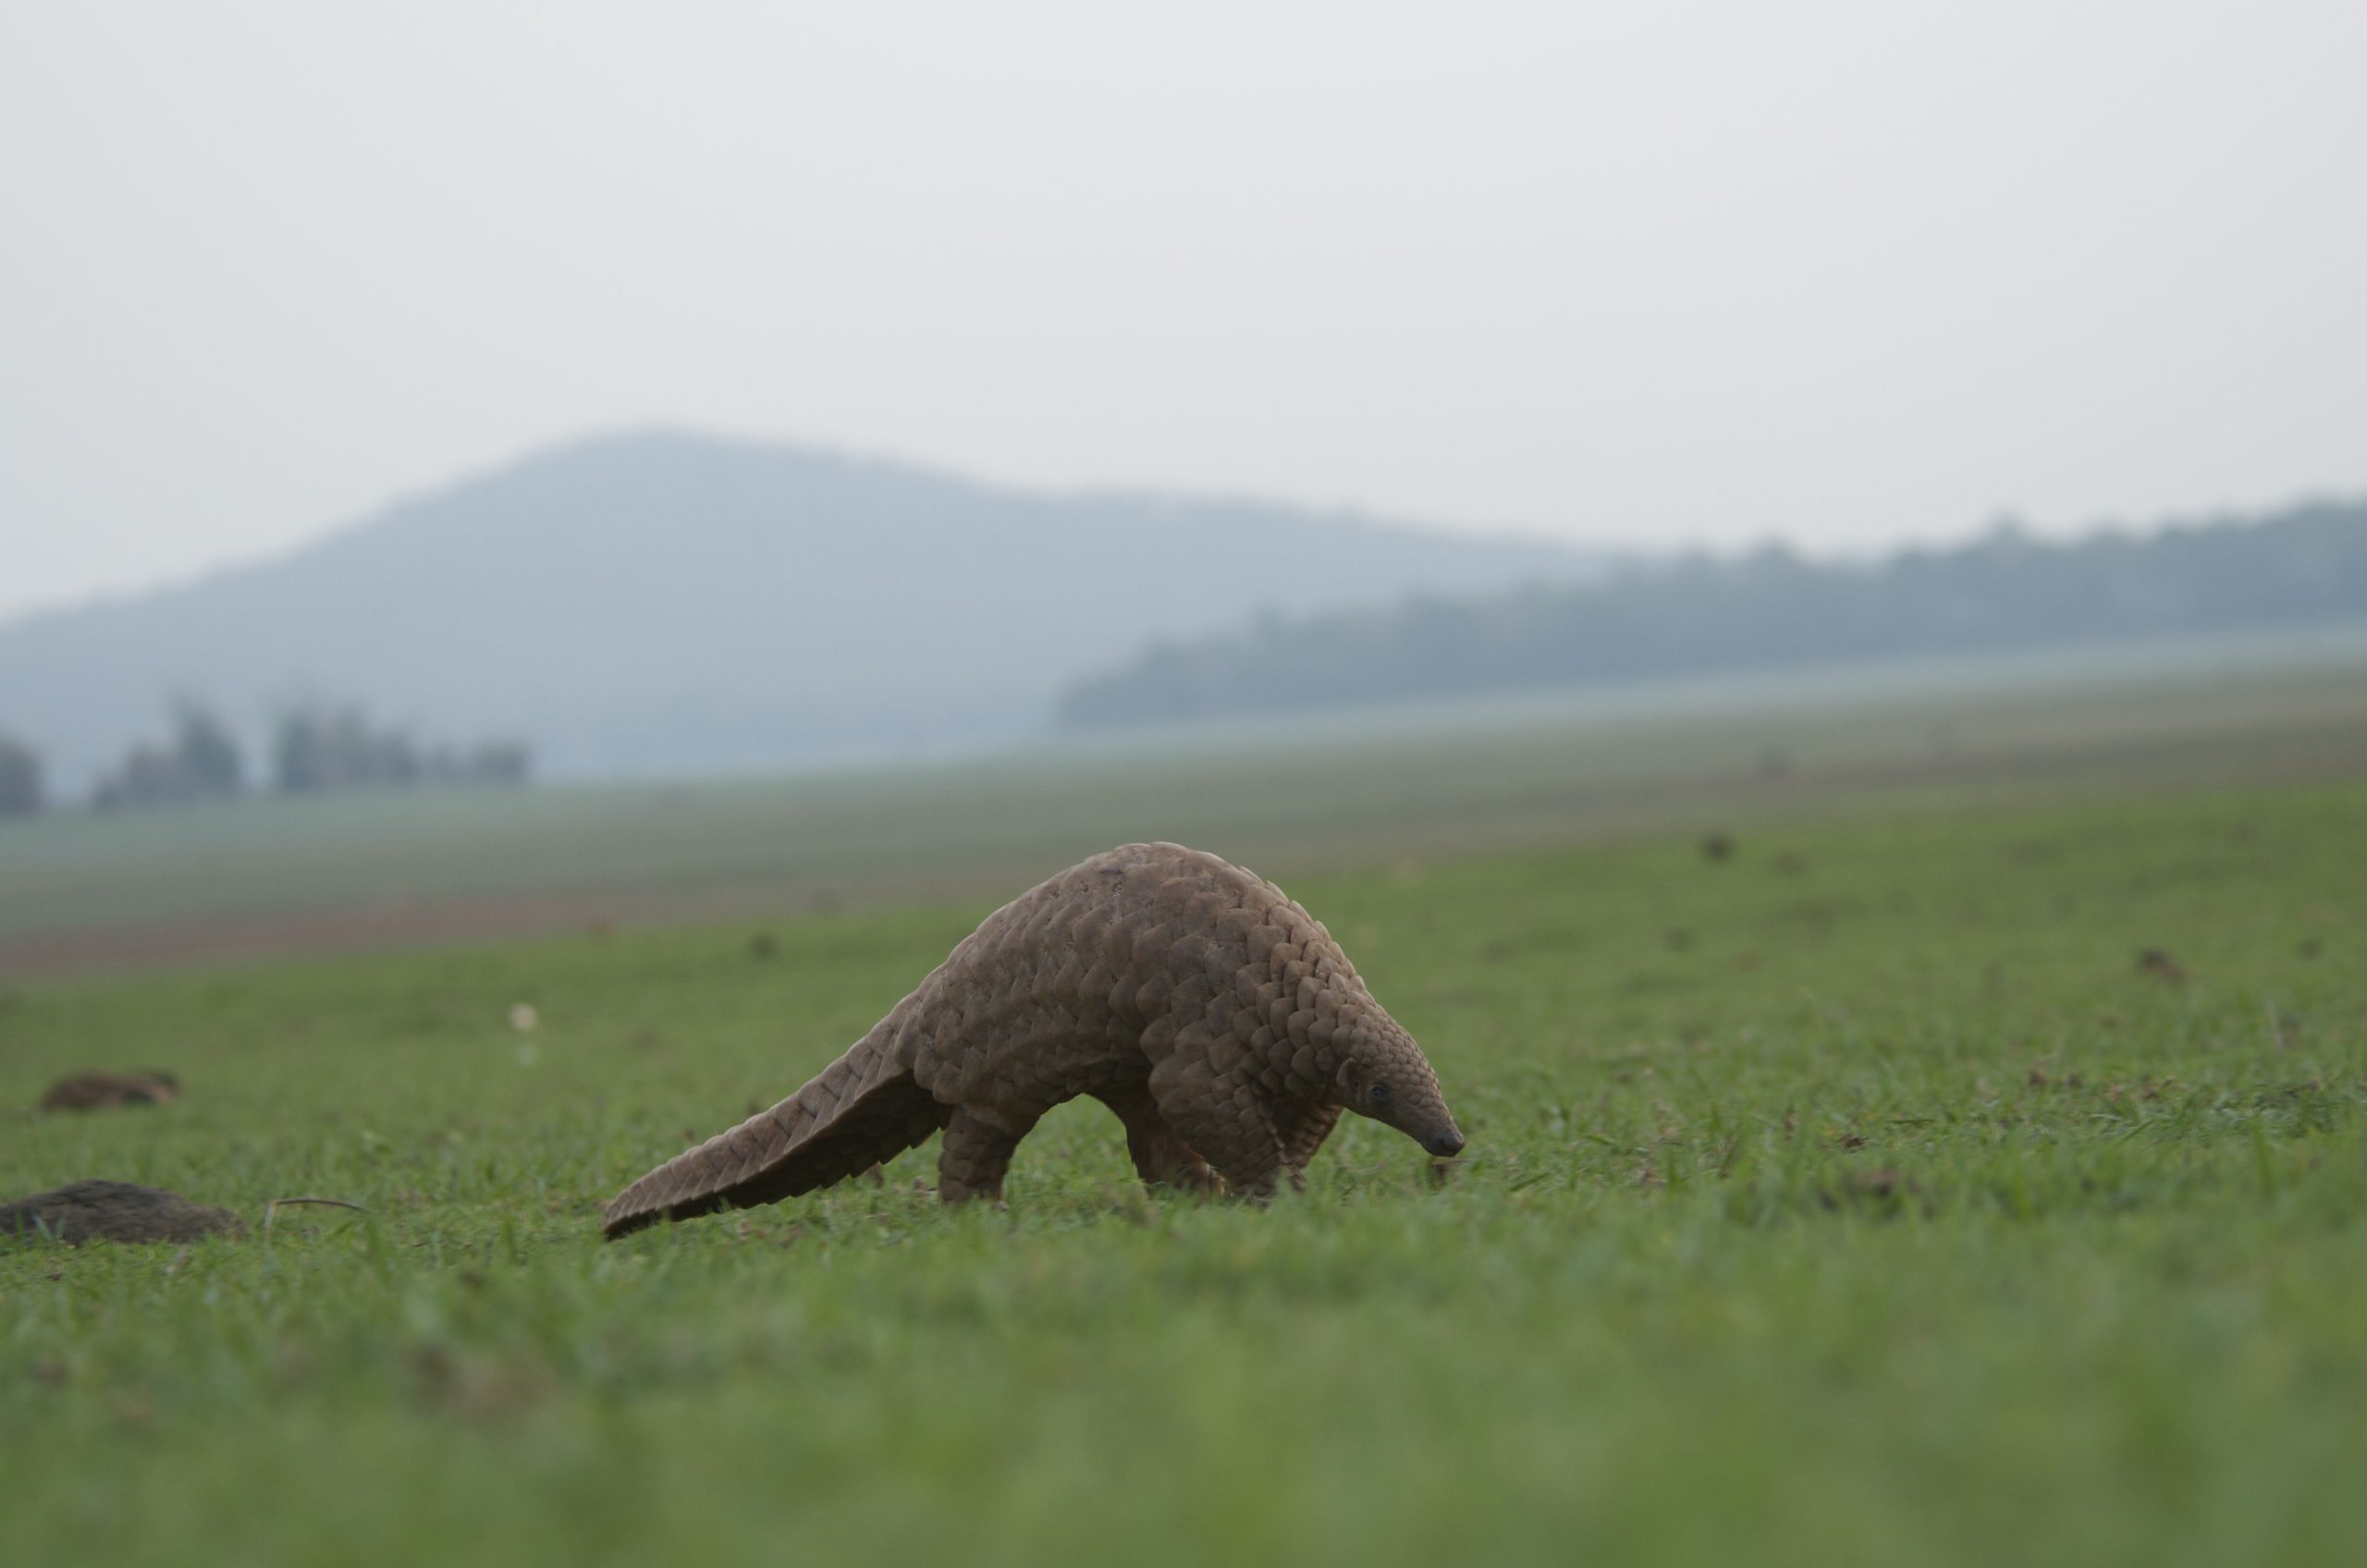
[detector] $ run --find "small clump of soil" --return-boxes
[38,1071,180,1112]
[1819,1168,1918,1212]
[0,1181,245,1245]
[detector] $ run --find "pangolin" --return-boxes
[603,842,1465,1238]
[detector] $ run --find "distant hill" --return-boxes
[1058,500,2367,729]
[0,432,1605,790]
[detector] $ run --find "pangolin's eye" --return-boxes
[1369,1082,1392,1107]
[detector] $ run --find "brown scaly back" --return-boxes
[601,842,1464,1238]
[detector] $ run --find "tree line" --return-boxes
[0,701,532,819]
[1059,498,2367,729]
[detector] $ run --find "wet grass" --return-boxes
[3,778,2363,1564]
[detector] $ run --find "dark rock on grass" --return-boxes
[1819,1168,1919,1214]
[39,1070,180,1111]
[0,1181,244,1245]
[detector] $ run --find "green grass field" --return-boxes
[6,646,2367,974]
[4,768,2363,1565]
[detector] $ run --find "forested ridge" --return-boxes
[1059,500,2367,728]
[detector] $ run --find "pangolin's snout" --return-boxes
[1425,1131,1466,1158]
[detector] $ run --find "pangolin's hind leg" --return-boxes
[1094,1080,1219,1196]
[938,1108,1031,1204]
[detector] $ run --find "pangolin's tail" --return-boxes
[601,1029,950,1239]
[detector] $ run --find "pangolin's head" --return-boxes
[1334,1016,1464,1158]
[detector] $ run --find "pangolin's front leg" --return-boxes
[1094,1080,1219,1195]
[1275,1101,1344,1192]
[1147,1065,1285,1201]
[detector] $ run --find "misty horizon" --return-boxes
[0,424,2354,805]
[2,423,2348,631]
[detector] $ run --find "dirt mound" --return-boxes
[39,1071,180,1111]
[0,1181,244,1244]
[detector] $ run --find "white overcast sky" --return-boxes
[3,2,2361,622]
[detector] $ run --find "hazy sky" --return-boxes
[4,2,2361,622]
